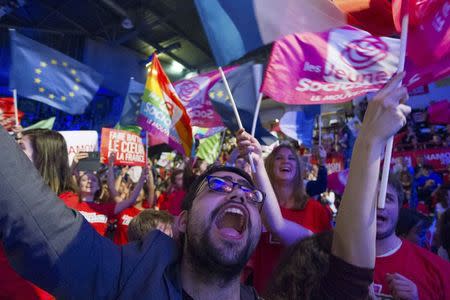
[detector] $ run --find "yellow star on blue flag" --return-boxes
[9,30,103,115]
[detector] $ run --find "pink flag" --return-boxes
[173,68,234,128]
[262,26,399,105]
[392,0,450,89]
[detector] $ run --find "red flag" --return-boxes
[392,0,450,88]
[392,0,444,31]
[0,97,24,130]
[333,0,396,36]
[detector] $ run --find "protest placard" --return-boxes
[59,130,98,165]
[100,128,146,166]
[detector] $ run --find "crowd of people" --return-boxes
[0,73,449,299]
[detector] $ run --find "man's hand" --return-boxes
[236,129,263,166]
[359,72,411,145]
[386,273,419,300]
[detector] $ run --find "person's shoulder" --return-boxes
[58,191,81,209]
[58,191,79,202]
[120,231,182,297]
[122,230,179,266]
[403,240,450,269]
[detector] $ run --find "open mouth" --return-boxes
[215,205,248,239]
[279,165,292,173]
[376,214,387,222]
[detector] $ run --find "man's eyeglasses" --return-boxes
[206,175,265,205]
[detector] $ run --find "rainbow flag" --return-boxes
[137,55,193,156]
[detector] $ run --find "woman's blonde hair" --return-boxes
[265,144,308,210]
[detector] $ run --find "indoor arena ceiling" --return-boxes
[0,0,267,73]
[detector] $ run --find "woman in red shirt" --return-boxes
[70,160,147,237]
[109,160,155,245]
[249,144,332,293]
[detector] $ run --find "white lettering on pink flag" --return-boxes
[174,68,234,128]
[262,26,400,105]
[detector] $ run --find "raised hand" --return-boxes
[236,129,263,167]
[359,72,411,144]
[71,152,89,169]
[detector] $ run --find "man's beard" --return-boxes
[376,225,396,240]
[185,210,259,285]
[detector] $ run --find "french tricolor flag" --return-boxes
[194,0,346,66]
[194,0,397,66]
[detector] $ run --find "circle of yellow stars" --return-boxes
[34,59,81,102]
[208,89,229,101]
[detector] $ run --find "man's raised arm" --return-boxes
[332,72,411,268]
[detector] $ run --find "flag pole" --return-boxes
[216,130,227,163]
[218,67,256,173]
[13,89,19,126]
[251,92,263,136]
[378,14,409,209]
[318,114,322,148]
[146,130,150,163]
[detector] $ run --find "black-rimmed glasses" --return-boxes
[206,175,265,205]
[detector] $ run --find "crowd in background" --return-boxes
[1,90,449,299]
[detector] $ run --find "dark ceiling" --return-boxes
[0,0,222,75]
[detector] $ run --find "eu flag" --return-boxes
[118,78,145,126]
[9,30,103,115]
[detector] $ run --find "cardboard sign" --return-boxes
[59,130,98,165]
[100,128,146,166]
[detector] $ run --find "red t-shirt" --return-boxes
[158,189,186,216]
[112,206,142,245]
[0,245,54,300]
[374,239,450,300]
[249,199,332,293]
[59,191,116,236]
[0,192,79,299]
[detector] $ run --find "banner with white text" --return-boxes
[100,128,146,167]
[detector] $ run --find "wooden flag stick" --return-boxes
[146,130,150,163]
[378,14,409,209]
[216,130,227,163]
[318,114,322,148]
[13,89,19,126]
[251,92,263,136]
[218,67,256,173]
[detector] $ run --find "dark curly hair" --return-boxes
[265,231,333,300]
